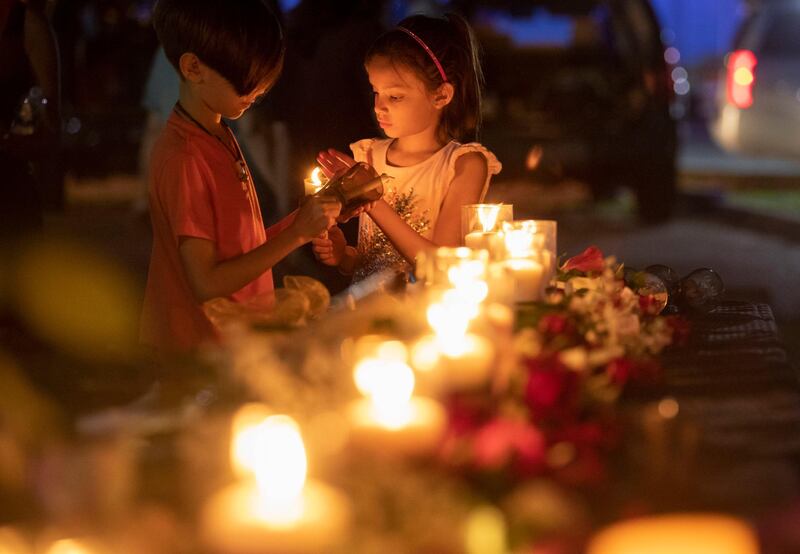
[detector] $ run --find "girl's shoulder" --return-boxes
[444,141,502,181]
[349,137,392,164]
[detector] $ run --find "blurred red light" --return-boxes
[727,50,757,109]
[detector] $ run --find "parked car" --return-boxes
[711,0,800,159]
[474,0,678,222]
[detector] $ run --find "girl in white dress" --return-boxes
[312,13,501,281]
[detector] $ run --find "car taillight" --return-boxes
[727,49,757,109]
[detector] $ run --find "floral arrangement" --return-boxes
[424,246,690,550]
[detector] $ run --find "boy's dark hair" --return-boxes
[366,13,483,143]
[153,0,285,96]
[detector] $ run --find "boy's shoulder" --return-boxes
[151,119,208,170]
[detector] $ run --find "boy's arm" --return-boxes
[265,209,298,240]
[368,152,487,264]
[180,198,340,302]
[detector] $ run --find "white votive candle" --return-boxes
[506,258,544,302]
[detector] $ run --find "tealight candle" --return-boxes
[202,409,350,554]
[587,513,759,554]
[303,167,326,196]
[346,356,445,457]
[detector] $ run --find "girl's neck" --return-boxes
[178,83,225,138]
[390,125,448,160]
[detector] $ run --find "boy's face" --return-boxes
[186,56,272,120]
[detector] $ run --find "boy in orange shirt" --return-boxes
[140,0,340,354]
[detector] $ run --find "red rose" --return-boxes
[473,417,546,471]
[525,356,579,420]
[561,246,605,274]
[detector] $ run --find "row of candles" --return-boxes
[197,202,759,552]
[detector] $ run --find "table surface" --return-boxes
[642,300,800,515]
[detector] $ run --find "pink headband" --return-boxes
[397,26,448,83]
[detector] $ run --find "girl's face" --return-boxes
[366,55,447,140]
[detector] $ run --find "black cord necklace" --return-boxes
[174,102,249,185]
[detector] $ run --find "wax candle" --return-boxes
[202,410,350,554]
[346,356,445,457]
[464,231,504,256]
[587,514,758,554]
[461,204,513,259]
[411,332,495,391]
[303,167,326,196]
[505,258,544,302]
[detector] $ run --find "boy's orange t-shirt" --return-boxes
[140,112,274,353]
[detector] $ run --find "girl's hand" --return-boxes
[317,148,357,179]
[312,225,347,266]
[291,195,341,243]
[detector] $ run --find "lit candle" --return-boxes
[347,355,446,457]
[462,204,512,259]
[505,258,544,303]
[409,285,495,391]
[303,167,326,196]
[411,332,494,391]
[501,221,547,302]
[587,513,759,554]
[202,408,350,554]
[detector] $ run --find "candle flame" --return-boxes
[354,358,415,429]
[503,221,538,258]
[231,409,307,524]
[476,205,502,233]
[311,167,323,186]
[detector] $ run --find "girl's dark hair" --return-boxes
[366,13,483,143]
[153,0,285,96]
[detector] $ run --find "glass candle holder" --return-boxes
[499,221,551,303]
[461,204,513,257]
[502,219,557,285]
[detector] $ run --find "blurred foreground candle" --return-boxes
[202,408,350,554]
[412,297,495,390]
[303,167,326,196]
[587,513,759,554]
[462,204,513,258]
[347,353,445,457]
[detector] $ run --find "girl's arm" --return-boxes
[368,152,488,264]
[179,197,340,302]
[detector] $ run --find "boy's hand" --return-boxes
[337,200,377,223]
[291,195,341,243]
[312,225,347,266]
[317,148,356,179]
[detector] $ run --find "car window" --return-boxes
[760,11,800,57]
